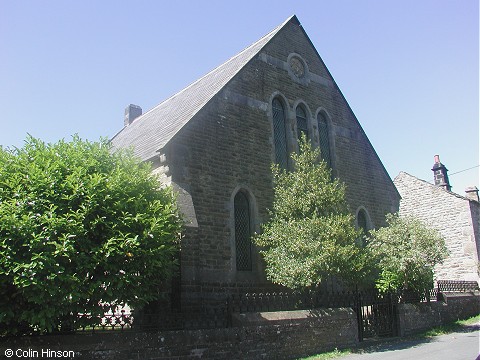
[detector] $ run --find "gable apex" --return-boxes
[110,15,297,161]
[395,171,474,203]
[286,14,300,25]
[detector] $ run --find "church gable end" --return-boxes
[111,16,400,310]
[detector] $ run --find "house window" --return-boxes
[317,112,332,167]
[272,98,288,169]
[296,106,308,145]
[234,191,252,271]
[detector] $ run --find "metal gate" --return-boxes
[356,291,397,341]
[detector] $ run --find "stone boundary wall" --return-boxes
[2,296,478,360]
[0,308,358,360]
[398,293,480,336]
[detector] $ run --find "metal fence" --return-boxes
[73,304,229,332]
[227,290,359,314]
[74,309,134,332]
[57,279,480,334]
[437,280,479,292]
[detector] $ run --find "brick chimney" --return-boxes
[124,104,142,126]
[432,155,451,191]
[465,186,479,202]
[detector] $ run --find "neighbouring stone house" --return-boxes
[110,15,400,311]
[394,156,480,284]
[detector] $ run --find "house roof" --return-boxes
[110,15,298,161]
[394,171,477,203]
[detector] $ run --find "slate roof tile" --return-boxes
[110,16,297,161]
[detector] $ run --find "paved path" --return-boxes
[340,324,479,360]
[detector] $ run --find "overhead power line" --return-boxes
[449,165,480,177]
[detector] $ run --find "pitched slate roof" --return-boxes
[110,16,298,161]
[394,171,475,203]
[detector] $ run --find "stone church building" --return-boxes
[111,15,400,310]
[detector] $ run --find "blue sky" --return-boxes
[1,0,478,195]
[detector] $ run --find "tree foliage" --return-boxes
[0,135,182,334]
[367,213,448,294]
[254,137,366,290]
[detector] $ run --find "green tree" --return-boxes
[0,135,182,334]
[367,213,448,294]
[254,137,366,290]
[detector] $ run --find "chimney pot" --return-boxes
[465,186,479,202]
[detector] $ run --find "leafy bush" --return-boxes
[0,136,182,334]
[254,137,367,290]
[367,214,448,294]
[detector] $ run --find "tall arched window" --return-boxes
[317,112,332,168]
[356,208,372,247]
[234,191,252,271]
[357,209,368,234]
[272,98,288,169]
[296,106,308,145]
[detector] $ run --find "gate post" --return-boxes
[355,289,364,342]
[226,295,233,327]
[389,291,398,337]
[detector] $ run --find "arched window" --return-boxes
[272,98,288,169]
[356,208,370,247]
[296,106,308,145]
[357,209,368,234]
[234,191,252,271]
[317,112,332,168]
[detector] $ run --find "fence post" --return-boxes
[227,295,233,327]
[355,287,364,342]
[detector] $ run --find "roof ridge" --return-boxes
[110,15,298,160]
[395,171,431,186]
[128,15,294,125]
[396,171,474,202]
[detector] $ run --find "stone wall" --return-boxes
[160,19,400,310]
[2,296,479,359]
[394,172,480,283]
[397,293,480,336]
[0,308,358,360]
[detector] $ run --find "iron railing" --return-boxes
[14,279,477,335]
[74,309,134,332]
[437,280,479,292]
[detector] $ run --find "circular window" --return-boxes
[289,56,305,78]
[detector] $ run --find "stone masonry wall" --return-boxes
[397,293,480,336]
[394,172,480,283]
[2,297,478,359]
[0,308,358,360]
[157,19,400,309]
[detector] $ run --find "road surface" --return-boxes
[341,324,479,360]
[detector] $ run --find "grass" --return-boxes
[421,314,480,337]
[299,348,351,360]
[296,314,480,360]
